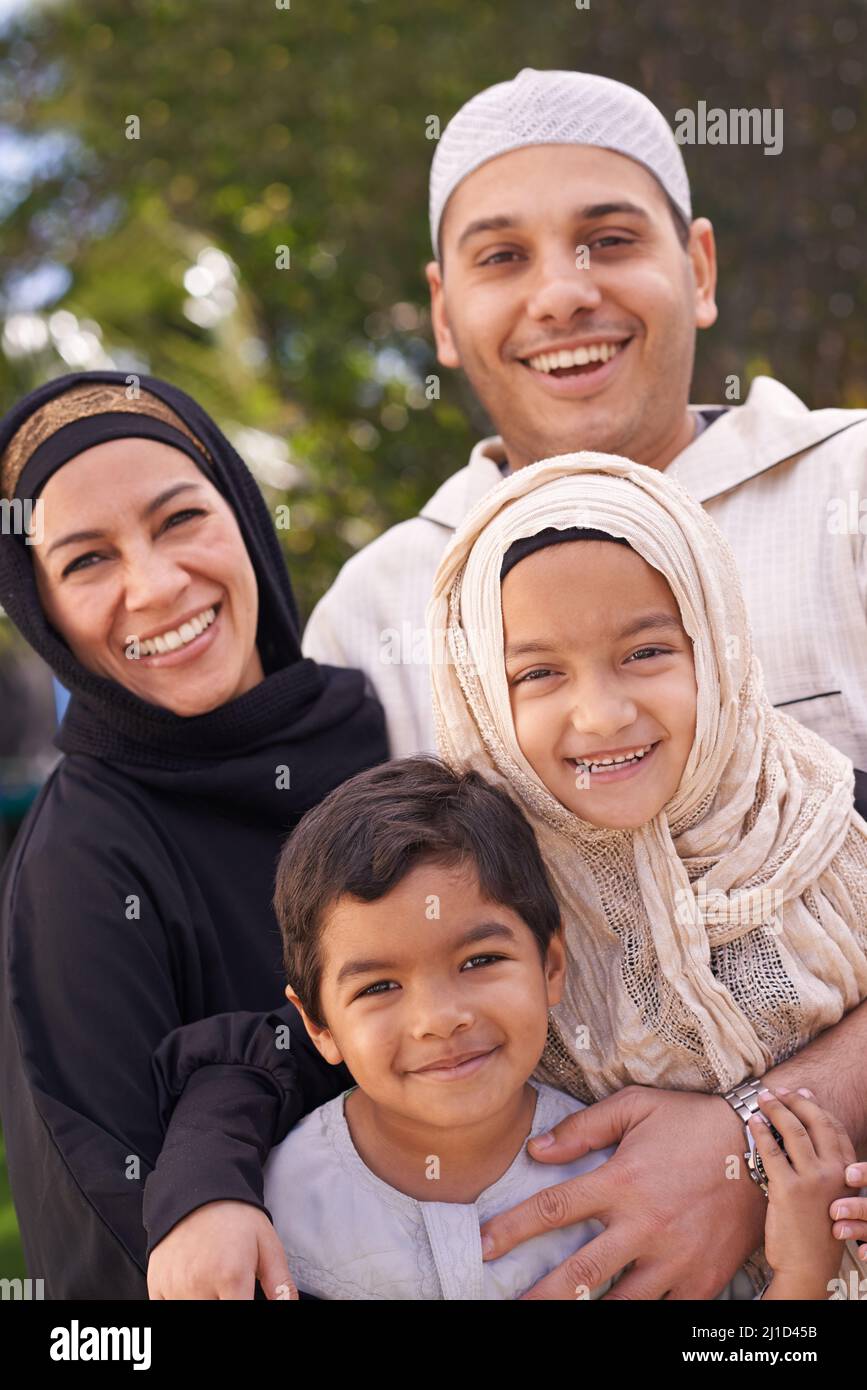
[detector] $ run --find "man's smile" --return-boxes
[516,337,634,398]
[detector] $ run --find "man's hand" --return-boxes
[479,1085,768,1300]
[147,1201,297,1300]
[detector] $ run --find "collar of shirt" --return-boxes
[419,376,867,531]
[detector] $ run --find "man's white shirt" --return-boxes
[302,376,867,769]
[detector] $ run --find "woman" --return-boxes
[143,451,867,1298]
[0,370,389,1298]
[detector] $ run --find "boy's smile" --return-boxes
[409,1042,502,1082]
[502,539,697,830]
[287,859,566,1202]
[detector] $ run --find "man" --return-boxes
[303,69,867,779]
[143,70,867,1303]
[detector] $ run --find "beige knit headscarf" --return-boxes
[427,453,867,1106]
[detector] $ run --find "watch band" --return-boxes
[721,1077,783,1197]
[723,1078,767,1125]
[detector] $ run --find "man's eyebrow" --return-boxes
[504,612,683,662]
[455,201,650,252]
[579,201,650,222]
[46,481,205,557]
[335,921,518,987]
[456,214,520,251]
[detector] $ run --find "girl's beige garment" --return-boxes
[427,452,867,1105]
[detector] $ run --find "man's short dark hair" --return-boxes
[274,756,562,1028]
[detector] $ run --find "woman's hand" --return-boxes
[147,1200,298,1300]
[750,1087,855,1299]
[830,1159,867,1262]
[479,1084,769,1299]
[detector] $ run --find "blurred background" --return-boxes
[1,0,865,1281]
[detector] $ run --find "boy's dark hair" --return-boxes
[274,756,562,1029]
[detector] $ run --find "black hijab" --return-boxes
[0,370,387,1298]
[0,368,389,788]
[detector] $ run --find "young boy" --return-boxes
[262,757,857,1301]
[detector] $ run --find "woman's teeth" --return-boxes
[138,606,217,656]
[572,742,656,774]
[526,342,623,373]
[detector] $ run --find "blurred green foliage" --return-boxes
[1,0,865,622]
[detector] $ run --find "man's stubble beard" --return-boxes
[464,341,695,473]
[486,392,651,472]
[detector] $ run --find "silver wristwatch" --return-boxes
[721,1077,786,1197]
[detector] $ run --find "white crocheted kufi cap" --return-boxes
[429,67,691,258]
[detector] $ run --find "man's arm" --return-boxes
[760,996,867,1157]
[479,1084,770,1300]
[478,1001,867,1299]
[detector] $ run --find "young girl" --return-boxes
[426,449,867,1293]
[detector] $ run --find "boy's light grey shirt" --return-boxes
[302,376,867,769]
[263,1078,760,1300]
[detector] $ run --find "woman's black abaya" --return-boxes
[0,370,388,1298]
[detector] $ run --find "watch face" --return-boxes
[745,1112,785,1191]
[745,1130,769,1192]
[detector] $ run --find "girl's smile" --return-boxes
[502,538,697,830]
[565,737,662,783]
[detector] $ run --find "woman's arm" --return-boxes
[142,1004,351,1299]
[143,1002,351,1254]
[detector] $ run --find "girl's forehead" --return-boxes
[500,543,685,646]
[502,538,675,600]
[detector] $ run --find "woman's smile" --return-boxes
[132,600,224,668]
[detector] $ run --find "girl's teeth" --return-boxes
[574,743,655,772]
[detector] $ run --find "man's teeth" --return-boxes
[572,743,655,773]
[526,342,624,373]
[138,606,217,656]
